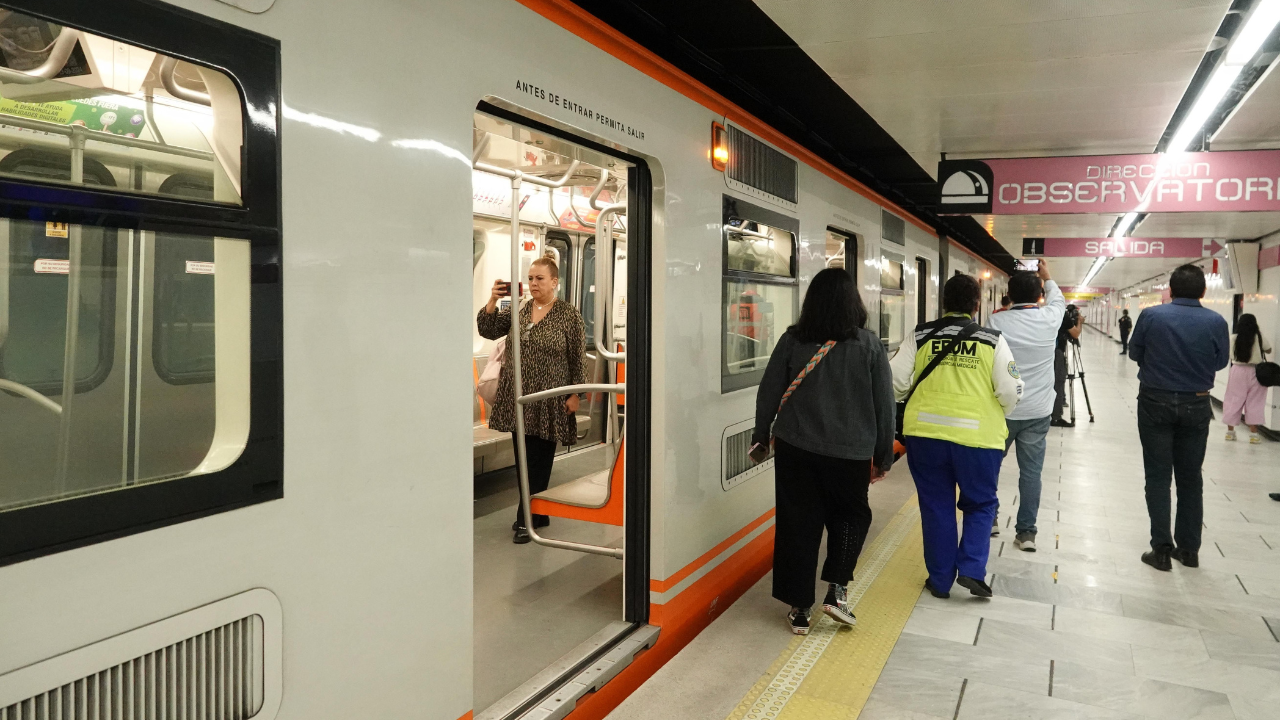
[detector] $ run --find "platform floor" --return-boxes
[609,329,1280,720]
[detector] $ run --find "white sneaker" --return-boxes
[1014,532,1036,552]
[1250,433,1262,445]
[1225,431,1237,441]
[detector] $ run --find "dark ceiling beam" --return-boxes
[565,0,1016,273]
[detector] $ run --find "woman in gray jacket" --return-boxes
[752,268,896,635]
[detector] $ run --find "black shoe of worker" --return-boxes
[1271,493,1280,501]
[1141,548,1172,571]
[1050,417,1075,428]
[513,526,531,544]
[956,576,992,598]
[924,579,950,599]
[990,517,1000,537]
[1173,548,1199,568]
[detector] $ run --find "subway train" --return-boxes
[0,2,1008,720]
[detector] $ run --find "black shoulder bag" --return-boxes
[895,323,981,441]
[1256,340,1280,387]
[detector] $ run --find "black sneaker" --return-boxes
[788,606,812,635]
[513,526,531,544]
[822,584,857,626]
[1270,493,1280,501]
[991,518,1000,537]
[1050,418,1075,428]
[924,579,950,599]
[1173,548,1199,568]
[511,516,551,532]
[957,576,993,598]
[1141,548,1172,571]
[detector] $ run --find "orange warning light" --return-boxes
[711,122,728,171]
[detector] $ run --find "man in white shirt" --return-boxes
[988,260,1066,552]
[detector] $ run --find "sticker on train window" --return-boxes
[34,258,70,274]
[185,261,216,275]
[45,222,69,238]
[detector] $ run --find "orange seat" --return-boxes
[530,438,624,526]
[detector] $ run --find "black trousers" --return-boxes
[1120,329,1130,353]
[772,438,873,608]
[512,433,557,526]
[1052,348,1068,420]
[1137,390,1211,552]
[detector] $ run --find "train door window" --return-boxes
[0,2,280,565]
[879,250,906,350]
[722,196,798,393]
[825,228,855,279]
[545,232,572,303]
[581,239,597,346]
[916,257,929,322]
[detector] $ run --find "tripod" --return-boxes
[1065,339,1095,423]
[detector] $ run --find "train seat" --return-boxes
[531,438,624,526]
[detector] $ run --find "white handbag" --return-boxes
[477,339,505,407]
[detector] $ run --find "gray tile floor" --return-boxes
[605,330,1280,720]
[875,330,1280,720]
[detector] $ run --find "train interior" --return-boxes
[0,9,248,515]
[469,111,633,715]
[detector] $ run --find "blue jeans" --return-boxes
[1004,416,1050,535]
[1137,389,1211,552]
[905,436,1003,593]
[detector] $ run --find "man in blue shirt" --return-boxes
[1129,264,1230,572]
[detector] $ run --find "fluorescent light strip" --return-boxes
[1169,0,1280,152]
[1080,256,1109,289]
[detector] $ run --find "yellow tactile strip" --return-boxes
[726,496,925,720]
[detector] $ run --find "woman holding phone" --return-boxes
[478,256,586,544]
[751,268,896,635]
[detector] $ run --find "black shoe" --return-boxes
[1271,493,1280,501]
[991,517,1000,537]
[511,516,551,532]
[956,576,993,598]
[1141,548,1172,571]
[1050,418,1075,428]
[788,606,812,635]
[1173,548,1199,568]
[513,526,531,544]
[924,579,950,599]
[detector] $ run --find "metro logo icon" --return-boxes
[938,150,1280,214]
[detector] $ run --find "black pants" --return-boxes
[1052,348,1068,420]
[772,439,872,608]
[1136,389,1212,552]
[1120,330,1130,353]
[512,433,556,527]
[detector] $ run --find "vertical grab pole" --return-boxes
[508,173,537,533]
[55,128,87,490]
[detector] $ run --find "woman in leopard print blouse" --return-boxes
[477,256,586,543]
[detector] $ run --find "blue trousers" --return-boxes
[1004,416,1050,534]
[905,436,1003,593]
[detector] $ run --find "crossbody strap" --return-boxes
[778,339,837,414]
[904,322,980,405]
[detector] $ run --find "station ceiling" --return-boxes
[754,0,1280,291]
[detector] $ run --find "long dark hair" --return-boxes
[1235,313,1261,362]
[789,268,868,343]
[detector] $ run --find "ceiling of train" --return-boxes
[473,113,627,190]
[755,0,1280,291]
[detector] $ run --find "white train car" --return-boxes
[0,1,1004,719]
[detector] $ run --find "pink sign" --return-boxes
[1261,245,1280,270]
[1035,237,1208,258]
[938,150,1280,215]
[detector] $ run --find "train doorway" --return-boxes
[469,104,651,718]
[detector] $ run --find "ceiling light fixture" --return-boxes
[1169,0,1280,152]
[1080,256,1109,289]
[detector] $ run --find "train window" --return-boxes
[545,232,572,303]
[880,250,906,350]
[582,240,597,346]
[916,257,929,323]
[0,10,242,204]
[0,0,281,566]
[722,196,798,393]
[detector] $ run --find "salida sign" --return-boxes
[938,150,1280,214]
[1022,237,1224,258]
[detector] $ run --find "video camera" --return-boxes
[1065,304,1080,325]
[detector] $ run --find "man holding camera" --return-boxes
[990,260,1066,552]
[1051,303,1084,427]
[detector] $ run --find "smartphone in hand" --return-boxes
[748,442,770,464]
